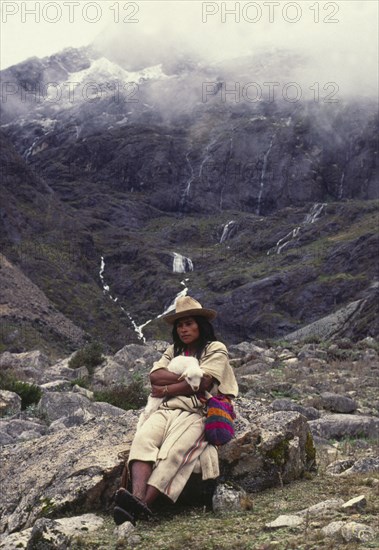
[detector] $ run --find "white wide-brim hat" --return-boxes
[162,296,217,325]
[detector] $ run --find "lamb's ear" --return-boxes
[178,373,185,380]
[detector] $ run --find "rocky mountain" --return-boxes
[0,46,378,354]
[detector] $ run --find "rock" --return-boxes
[91,357,144,387]
[283,358,299,366]
[37,391,93,422]
[0,351,50,371]
[341,522,376,543]
[219,410,316,492]
[341,495,367,512]
[265,515,304,529]
[0,419,47,445]
[22,514,104,549]
[0,528,32,549]
[339,457,379,476]
[41,363,89,384]
[40,380,72,392]
[271,398,320,420]
[325,459,355,475]
[0,390,22,417]
[320,392,357,413]
[72,384,94,400]
[321,520,345,537]
[0,412,139,534]
[297,498,344,517]
[212,484,249,513]
[116,521,136,541]
[228,342,267,359]
[26,518,70,549]
[308,414,379,440]
[91,401,129,418]
[48,408,95,431]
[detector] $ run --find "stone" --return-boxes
[37,391,93,422]
[265,515,304,529]
[26,518,70,549]
[40,380,72,392]
[325,459,355,475]
[219,409,316,492]
[320,392,357,413]
[321,521,345,537]
[308,414,379,440]
[0,419,47,445]
[0,528,32,549]
[116,521,136,540]
[0,390,21,417]
[340,522,376,543]
[0,412,139,534]
[340,457,379,476]
[297,499,344,517]
[0,350,50,370]
[72,385,94,400]
[271,398,320,420]
[341,495,367,512]
[212,484,248,513]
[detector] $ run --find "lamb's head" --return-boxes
[179,361,204,392]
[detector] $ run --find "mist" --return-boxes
[94,1,378,99]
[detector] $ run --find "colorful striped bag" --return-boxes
[204,394,236,446]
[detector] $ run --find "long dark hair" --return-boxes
[173,315,218,360]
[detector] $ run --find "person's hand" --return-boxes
[150,384,169,398]
[199,374,213,392]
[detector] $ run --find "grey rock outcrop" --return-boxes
[0,412,139,534]
[308,414,379,440]
[320,392,357,413]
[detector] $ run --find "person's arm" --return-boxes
[150,368,213,398]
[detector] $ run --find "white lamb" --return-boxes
[136,356,203,430]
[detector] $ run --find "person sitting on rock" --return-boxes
[113,295,238,525]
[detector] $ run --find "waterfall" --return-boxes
[267,203,327,255]
[220,220,237,244]
[99,256,146,342]
[303,203,326,224]
[172,252,194,273]
[157,279,190,320]
[99,257,192,342]
[23,137,40,161]
[180,152,195,209]
[256,137,274,215]
[338,172,345,200]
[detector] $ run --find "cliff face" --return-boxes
[1,48,378,352]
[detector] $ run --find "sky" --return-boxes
[1,1,378,96]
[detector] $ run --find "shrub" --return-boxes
[0,369,42,410]
[93,376,148,411]
[68,342,105,372]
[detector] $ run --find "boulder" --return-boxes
[23,514,104,549]
[265,515,304,529]
[0,351,50,371]
[212,484,250,513]
[271,398,320,420]
[320,392,357,413]
[0,390,21,417]
[297,498,344,517]
[0,412,139,534]
[0,419,47,445]
[37,391,94,423]
[308,414,379,440]
[339,457,379,476]
[341,522,376,543]
[219,408,316,492]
